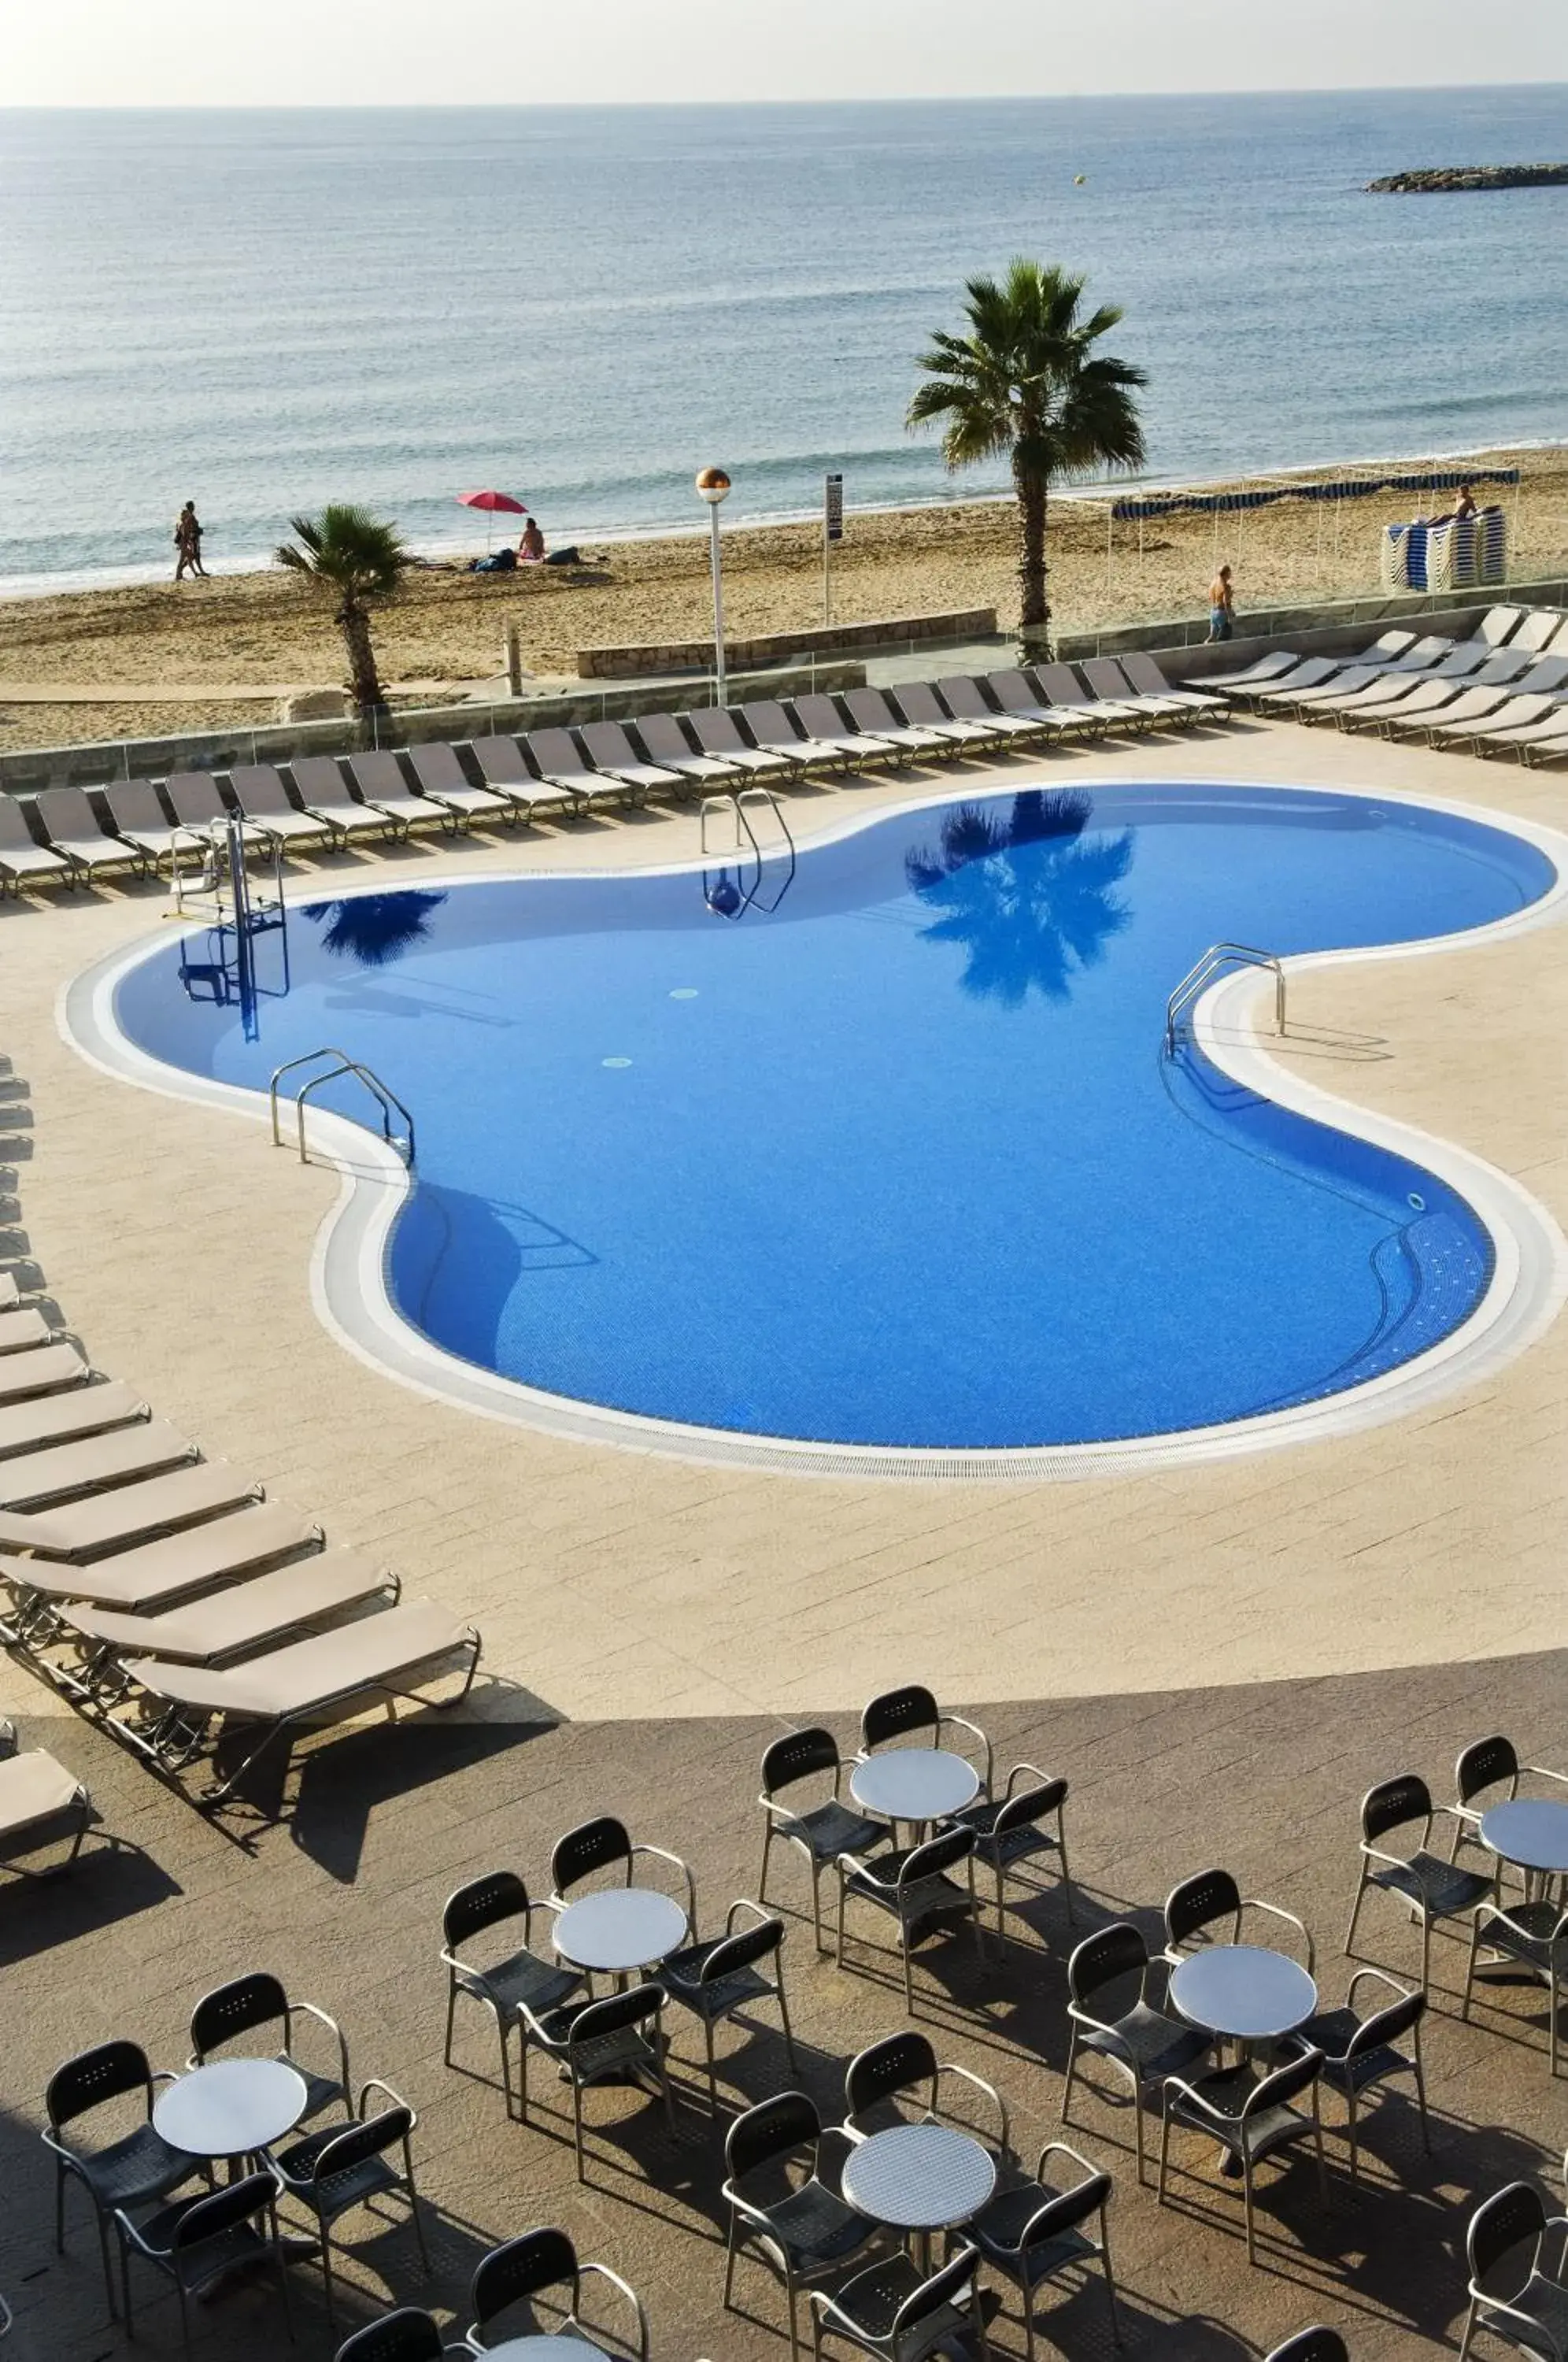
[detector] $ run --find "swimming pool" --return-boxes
[91,780,1563,1472]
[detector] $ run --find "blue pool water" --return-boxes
[110,784,1555,1449]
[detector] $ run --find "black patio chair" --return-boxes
[1450,1735,1568,1873]
[189,1970,350,2126]
[1344,1772,1493,1992]
[859,1686,993,1794]
[526,1982,676,2182]
[549,1814,697,1924]
[970,2140,1119,2360]
[1266,2333,1348,2362]
[842,2029,1008,2153]
[464,2226,648,2357]
[1460,2182,1568,2362]
[1159,2050,1327,2267]
[660,1898,795,2112]
[1463,1891,1568,2077]
[268,2082,428,2332]
[758,1728,886,1953]
[723,2091,877,2362]
[808,2239,986,2362]
[836,1823,983,2013]
[335,2310,452,2362]
[948,1762,1074,1933]
[43,2038,202,2315]
[1163,1866,1315,1971]
[439,1871,584,2120]
[114,2170,293,2358]
[1281,1969,1429,2182]
[1061,1923,1210,2185]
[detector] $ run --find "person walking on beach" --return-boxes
[1207,562,1235,641]
[173,501,208,581]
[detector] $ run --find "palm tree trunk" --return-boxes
[1014,454,1050,650]
[336,594,387,742]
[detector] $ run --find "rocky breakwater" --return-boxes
[1368,164,1568,193]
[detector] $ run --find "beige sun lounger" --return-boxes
[347,752,455,833]
[61,1548,399,1665]
[118,1600,482,1798]
[0,796,71,894]
[683,707,796,778]
[522,729,629,808]
[2,1502,320,1613]
[738,698,853,772]
[229,765,333,850]
[791,693,899,767]
[1078,657,1187,728]
[469,737,586,820]
[104,783,190,868]
[0,1343,91,1404]
[1119,653,1231,723]
[842,687,961,756]
[0,1275,17,1310]
[290,756,401,844]
[0,1730,92,1870]
[577,721,684,801]
[0,1422,197,1513]
[0,1461,264,1564]
[406,742,516,826]
[0,1309,52,1357]
[634,711,745,786]
[1028,665,1139,732]
[935,676,1039,740]
[890,681,1002,747]
[38,787,146,880]
[0,1380,148,1461]
[1435,692,1564,749]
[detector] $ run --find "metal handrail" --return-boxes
[269,1047,415,1165]
[1165,942,1286,1053]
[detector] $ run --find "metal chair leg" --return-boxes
[759,1820,774,1909]
[443,1975,458,2068]
[1243,2157,1257,2267]
[1344,1868,1368,1957]
[1060,2028,1079,2124]
[571,2079,587,2183]
[1100,2217,1124,2345]
[1156,2106,1171,2204]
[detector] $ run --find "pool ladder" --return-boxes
[1165,942,1286,1055]
[699,787,797,916]
[269,1047,416,1167]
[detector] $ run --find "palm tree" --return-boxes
[275,505,409,737]
[908,259,1147,651]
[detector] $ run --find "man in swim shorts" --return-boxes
[1207,563,1235,642]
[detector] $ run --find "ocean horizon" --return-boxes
[2,85,1565,598]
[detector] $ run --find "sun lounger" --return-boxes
[0,1380,148,1461]
[577,721,684,801]
[1078,657,1189,727]
[1506,609,1564,656]
[737,700,852,772]
[1434,691,1562,749]
[0,1462,264,1565]
[1200,650,1300,690]
[790,693,900,766]
[890,681,1003,746]
[1339,677,1482,736]
[521,729,629,809]
[634,710,746,786]
[840,687,958,755]
[103,783,189,868]
[1264,665,1392,715]
[1407,663,1568,746]
[935,676,1039,740]
[1466,702,1568,756]
[290,756,401,844]
[1392,685,1523,746]
[0,1727,91,1871]
[1029,665,1141,732]
[406,742,517,826]
[229,765,333,850]
[468,738,585,821]
[683,708,797,779]
[979,668,1074,735]
[0,1422,197,1513]
[1217,656,1341,706]
[0,797,70,894]
[1541,617,1568,657]
[2,1503,320,1616]
[0,1275,16,1311]
[0,1344,91,1404]
[347,752,455,834]
[61,1548,400,1667]
[1119,653,1230,721]
[116,1600,482,1798]
[1500,715,1568,765]
[0,1309,52,1357]
[37,787,146,881]
[1312,652,1510,724]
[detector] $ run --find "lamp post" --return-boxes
[696,466,731,709]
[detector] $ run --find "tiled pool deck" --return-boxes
[1,716,1566,2356]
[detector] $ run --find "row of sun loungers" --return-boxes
[0,1287,482,1807]
[0,656,1231,893]
[1208,604,1568,762]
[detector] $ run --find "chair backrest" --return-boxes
[1264,2331,1348,2362]
[444,1869,530,1953]
[0,796,41,850]
[190,1970,289,2062]
[1080,657,1135,699]
[726,2089,819,2183]
[1164,1868,1242,1953]
[861,1683,940,1752]
[1067,1920,1148,2008]
[762,1725,839,1799]
[1362,1774,1431,1847]
[703,1912,785,1983]
[1544,616,1568,657]
[292,756,355,805]
[1478,605,1523,646]
[1353,1986,1425,2057]
[526,729,590,777]
[892,682,949,727]
[568,1983,663,2051]
[472,2227,579,2334]
[982,669,1037,712]
[408,742,468,794]
[738,701,798,748]
[579,720,635,765]
[893,2243,978,2338]
[1030,663,1089,706]
[1121,652,1178,697]
[106,783,167,831]
[308,2106,412,2187]
[845,2031,936,2123]
[902,1825,974,1884]
[686,708,745,753]
[845,688,896,731]
[635,712,690,762]
[470,736,534,785]
[1247,2049,1322,2117]
[334,2308,446,2362]
[995,1774,1067,1836]
[166,774,227,826]
[349,752,409,798]
[1468,2180,1546,2285]
[1519,656,1568,693]
[551,1815,633,1896]
[39,787,105,842]
[793,694,848,738]
[46,2038,154,2133]
[171,2171,278,2256]
[935,676,989,720]
[1017,2168,1111,2249]
[229,764,294,815]
[1514,609,1566,653]
[1455,1735,1519,1808]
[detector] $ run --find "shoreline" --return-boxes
[0,440,1562,754]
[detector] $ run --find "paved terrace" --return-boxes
[0,716,1566,2356]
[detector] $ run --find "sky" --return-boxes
[5,0,1567,107]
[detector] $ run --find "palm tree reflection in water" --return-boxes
[302,890,449,969]
[905,789,1133,1006]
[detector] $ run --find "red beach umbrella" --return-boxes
[457,489,528,551]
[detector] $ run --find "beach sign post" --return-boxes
[696,466,732,709]
[823,471,844,625]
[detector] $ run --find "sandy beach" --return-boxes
[1,444,1562,755]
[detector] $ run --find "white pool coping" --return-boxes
[61,776,1568,1483]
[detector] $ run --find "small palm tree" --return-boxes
[275,505,409,735]
[908,259,1147,652]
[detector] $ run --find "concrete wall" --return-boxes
[576,607,997,679]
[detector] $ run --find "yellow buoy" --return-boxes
[1074,173,1087,186]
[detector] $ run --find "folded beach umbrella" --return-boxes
[457,488,527,550]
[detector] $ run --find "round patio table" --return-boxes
[849,1750,980,1830]
[1481,1799,1568,1879]
[483,2341,612,2361]
[153,2057,307,2163]
[841,2120,996,2267]
[553,1888,687,1975]
[1169,1946,1317,2045]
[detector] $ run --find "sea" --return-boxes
[2,85,1565,597]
